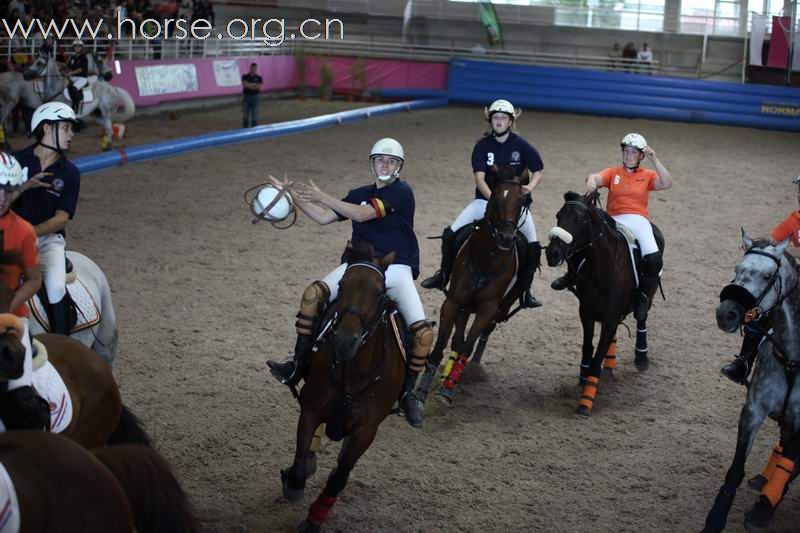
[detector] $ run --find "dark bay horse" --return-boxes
[0,254,148,448]
[703,233,800,532]
[0,431,198,532]
[280,242,406,532]
[416,166,530,405]
[546,191,664,416]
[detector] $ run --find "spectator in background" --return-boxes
[608,42,622,71]
[241,63,263,128]
[8,0,26,18]
[622,42,638,73]
[638,42,654,73]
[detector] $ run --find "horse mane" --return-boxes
[344,241,377,264]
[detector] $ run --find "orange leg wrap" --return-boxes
[578,376,600,411]
[761,456,795,507]
[603,336,618,369]
[760,443,784,481]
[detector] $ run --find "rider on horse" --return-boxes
[420,99,546,308]
[552,133,672,322]
[0,152,49,431]
[720,175,800,385]
[65,40,89,114]
[266,138,434,428]
[13,102,81,336]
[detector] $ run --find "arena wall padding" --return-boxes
[73,98,449,175]
[448,59,800,132]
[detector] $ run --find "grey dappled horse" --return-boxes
[28,251,118,368]
[7,52,135,150]
[703,231,800,532]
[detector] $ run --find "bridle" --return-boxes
[331,262,388,347]
[558,199,608,262]
[486,180,526,249]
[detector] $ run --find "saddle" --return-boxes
[29,259,101,334]
[603,215,664,289]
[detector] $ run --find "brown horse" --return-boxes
[0,253,148,447]
[545,191,664,416]
[280,242,406,532]
[0,431,198,533]
[416,166,529,404]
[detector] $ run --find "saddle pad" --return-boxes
[30,280,101,334]
[615,221,640,288]
[0,463,20,533]
[61,87,94,104]
[32,361,73,434]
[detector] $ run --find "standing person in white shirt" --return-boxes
[638,42,654,73]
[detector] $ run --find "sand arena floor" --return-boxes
[27,99,800,532]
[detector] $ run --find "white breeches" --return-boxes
[450,199,538,243]
[38,234,67,304]
[612,214,659,256]
[8,318,32,390]
[323,263,426,325]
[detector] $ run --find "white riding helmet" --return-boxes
[0,153,28,189]
[31,102,77,133]
[488,99,515,117]
[73,39,84,48]
[370,138,404,162]
[621,133,647,151]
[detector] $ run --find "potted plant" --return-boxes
[319,61,334,101]
[350,57,368,102]
[294,46,307,100]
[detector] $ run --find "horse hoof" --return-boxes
[634,356,650,372]
[435,388,454,406]
[748,474,768,492]
[280,469,304,503]
[744,496,774,530]
[297,520,321,533]
[574,405,592,417]
[306,453,317,477]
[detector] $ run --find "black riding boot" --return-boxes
[519,242,542,309]
[550,272,572,291]
[420,227,456,290]
[267,334,315,387]
[48,295,73,336]
[0,386,51,431]
[633,274,659,322]
[399,370,424,428]
[68,84,83,114]
[721,325,763,385]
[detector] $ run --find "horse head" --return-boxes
[333,241,394,362]
[0,252,29,382]
[717,229,795,332]
[23,54,49,81]
[546,190,601,267]
[486,165,527,251]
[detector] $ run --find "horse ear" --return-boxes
[741,228,754,251]
[378,251,396,269]
[774,238,791,258]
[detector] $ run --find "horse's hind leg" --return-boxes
[634,319,650,371]
[748,441,783,491]
[702,402,767,533]
[416,298,459,401]
[298,425,379,532]
[472,321,496,365]
[282,409,319,503]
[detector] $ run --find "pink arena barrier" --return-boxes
[109,55,447,107]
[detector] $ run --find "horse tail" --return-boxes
[108,403,152,446]
[92,444,200,533]
[110,87,135,123]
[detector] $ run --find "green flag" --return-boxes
[478,0,503,47]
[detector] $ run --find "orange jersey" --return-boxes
[0,212,39,317]
[599,166,658,219]
[770,210,800,248]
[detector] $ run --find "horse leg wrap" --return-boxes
[635,327,648,355]
[760,443,784,481]
[604,336,618,370]
[440,351,458,382]
[307,494,337,525]
[409,320,434,373]
[761,456,795,507]
[310,424,325,453]
[579,376,600,411]
[442,354,468,390]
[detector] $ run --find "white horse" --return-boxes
[27,251,119,369]
[11,52,135,150]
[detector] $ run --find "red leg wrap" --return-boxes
[307,494,337,525]
[442,354,468,390]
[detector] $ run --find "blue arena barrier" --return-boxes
[448,59,800,132]
[74,98,449,175]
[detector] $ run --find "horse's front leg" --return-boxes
[298,424,380,533]
[281,407,319,503]
[98,113,113,151]
[437,301,498,404]
[576,319,615,417]
[703,400,769,532]
[578,304,595,388]
[416,298,459,401]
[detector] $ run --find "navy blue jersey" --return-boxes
[67,53,89,77]
[12,145,81,237]
[471,133,544,201]
[338,179,420,278]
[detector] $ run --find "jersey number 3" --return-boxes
[486,153,495,166]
